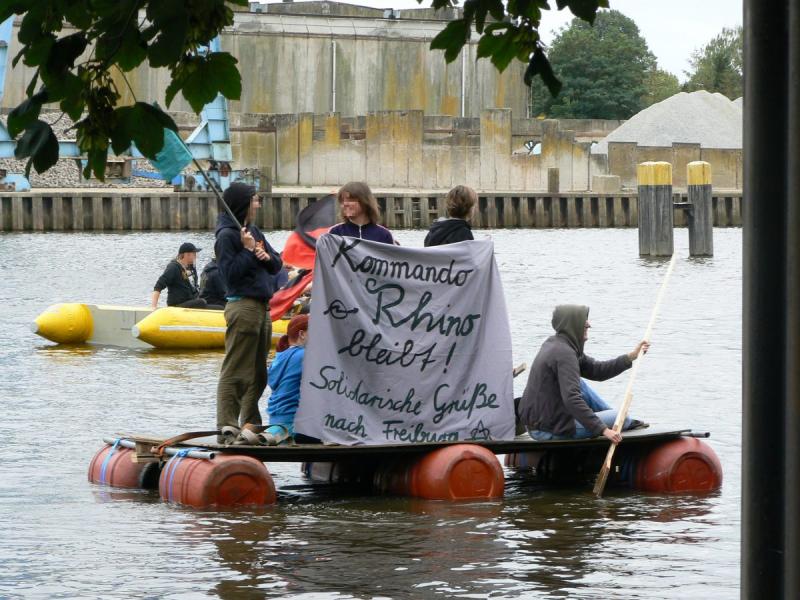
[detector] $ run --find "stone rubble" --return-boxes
[0,112,170,189]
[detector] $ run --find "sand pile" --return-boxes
[593,90,742,154]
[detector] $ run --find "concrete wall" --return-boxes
[607,142,743,190]
[2,11,528,119]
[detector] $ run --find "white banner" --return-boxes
[294,234,514,445]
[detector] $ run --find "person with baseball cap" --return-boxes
[150,242,211,309]
[214,182,283,444]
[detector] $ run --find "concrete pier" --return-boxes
[0,189,743,232]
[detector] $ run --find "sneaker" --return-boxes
[628,419,650,431]
[218,425,241,445]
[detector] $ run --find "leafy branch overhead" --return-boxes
[2,0,247,179]
[2,0,603,181]
[425,0,608,96]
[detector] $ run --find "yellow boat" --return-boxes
[32,303,287,350]
[133,307,288,350]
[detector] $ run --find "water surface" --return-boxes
[0,228,741,598]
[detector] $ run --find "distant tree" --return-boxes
[642,68,681,107]
[528,10,656,120]
[684,27,743,100]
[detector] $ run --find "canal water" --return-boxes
[0,228,740,599]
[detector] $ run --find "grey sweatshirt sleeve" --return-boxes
[556,349,607,436]
[579,353,633,381]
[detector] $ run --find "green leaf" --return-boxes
[430,19,470,63]
[489,32,520,72]
[15,120,59,177]
[146,0,189,67]
[0,1,28,25]
[45,33,88,75]
[84,147,109,181]
[25,72,39,98]
[556,0,608,24]
[44,71,82,104]
[207,52,241,101]
[114,102,173,157]
[7,90,48,138]
[139,103,178,132]
[525,48,562,96]
[63,0,93,29]
[164,75,183,108]
[22,34,56,68]
[181,61,221,113]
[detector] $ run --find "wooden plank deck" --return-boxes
[116,428,701,463]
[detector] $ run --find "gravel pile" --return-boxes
[0,111,171,189]
[593,91,742,154]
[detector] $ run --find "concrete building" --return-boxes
[1,1,529,119]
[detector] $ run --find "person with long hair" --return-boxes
[424,185,477,246]
[328,181,395,244]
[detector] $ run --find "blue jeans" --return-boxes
[529,380,633,440]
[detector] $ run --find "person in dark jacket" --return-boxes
[199,257,226,308]
[150,242,207,309]
[424,185,476,246]
[518,305,649,443]
[328,181,395,244]
[214,182,283,444]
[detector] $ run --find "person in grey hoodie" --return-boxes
[518,305,649,443]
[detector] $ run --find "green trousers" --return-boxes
[216,298,271,435]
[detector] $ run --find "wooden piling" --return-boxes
[11,196,23,230]
[637,161,674,256]
[687,161,713,256]
[32,196,44,231]
[547,168,559,194]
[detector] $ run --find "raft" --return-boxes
[88,428,723,509]
[32,303,288,350]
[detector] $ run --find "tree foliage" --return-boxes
[2,0,607,180]
[1,0,247,180]
[684,27,742,100]
[642,67,681,108]
[528,10,656,119]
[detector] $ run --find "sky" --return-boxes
[320,0,743,82]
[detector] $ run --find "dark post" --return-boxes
[743,1,800,598]
[547,167,559,194]
[637,161,673,256]
[686,161,713,256]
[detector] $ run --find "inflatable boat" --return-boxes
[32,303,287,350]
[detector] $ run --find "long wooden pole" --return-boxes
[592,252,678,498]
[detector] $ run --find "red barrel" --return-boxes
[635,438,722,493]
[159,453,276,508]
[375,444,504,500]
[88,443,161,489]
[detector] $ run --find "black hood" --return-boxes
[425,218,472,246]
[222,182,255,224]
[551,304,589,355]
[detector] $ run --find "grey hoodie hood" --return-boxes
[551,304,589,355]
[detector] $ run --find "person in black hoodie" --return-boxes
[199,256,226,308]
[424,185,477,247]
[214,182,282,444]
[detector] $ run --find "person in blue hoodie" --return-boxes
[328,181,395,244]
[214,182,283,444]
[262,314,309,444]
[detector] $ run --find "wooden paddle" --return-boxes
[592,252,678,498]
